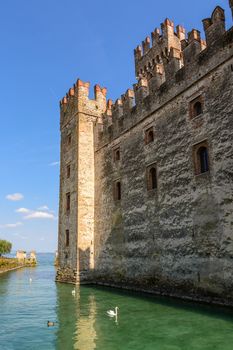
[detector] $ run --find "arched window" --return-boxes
[114,148,120,162]
[145,127,154,144]
[198,147,209,173]
[147,165,157,191]
[193,101,203,117]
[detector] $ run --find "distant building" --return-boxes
[16,250,26,261]
[57,2,233,306]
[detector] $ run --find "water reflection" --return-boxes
[56,285,97,350]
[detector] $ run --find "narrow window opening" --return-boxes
[145,127,154,144]
[116,182,121,200]
[67,164,71,178]
[193,101,203,117]
[65,230,69,247]
[148,167,157,190]
[67,134,71,146]
[231,64,233,72]
[114,149,120,162]
[66,192,70,212]
[198,147,209,173]
[114,181,121,201]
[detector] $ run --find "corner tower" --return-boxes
[56,79,107,284]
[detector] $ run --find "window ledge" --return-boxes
[195,170,210,178]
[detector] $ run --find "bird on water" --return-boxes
[72,289,76,296]
[47,321,56,327]
[107,307,119,317]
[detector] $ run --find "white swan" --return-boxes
[29,278,32,283]
[72,289,76,296]
[107,307,119,317]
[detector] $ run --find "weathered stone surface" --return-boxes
[57,4,233,306]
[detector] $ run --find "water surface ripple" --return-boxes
[1,254,233,350]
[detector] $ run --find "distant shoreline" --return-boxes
[0,264,25,275]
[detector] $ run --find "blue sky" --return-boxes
[0,0,231,253]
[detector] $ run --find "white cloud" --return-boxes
[24,211,56,220]
[49,161,60,166]
[6,193,24,201]
[16,208,31,214]
[37,205,49,211]
[0,222,23,228]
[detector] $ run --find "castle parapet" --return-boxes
[60,79,108,127]
[122,89,135,113]
[134,78,149,104]
[202,6,225,46]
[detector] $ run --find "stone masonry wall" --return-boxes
[93,5,233,306]
[57,3,233,306]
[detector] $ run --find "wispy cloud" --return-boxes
[16,206,56,220]
[37,205,49,211]
[49,161,60,166]
[16,208,30,214]
[24,211,55,220]
[0,222,23,228]
[6,193,24,201]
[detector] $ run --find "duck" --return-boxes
[47,321,56,327]
[72,289,76,296]
[29,278,32,283]
[107,306,119,317]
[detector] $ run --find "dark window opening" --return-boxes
[114,181,121,201]
[66,192,70,212]
[198,147,209,173]
[65,230,69,247]
[145,127,154,144]
[231,64,233,72]
[67,165,71,178]
[67,134,71,146]
[193,101,203,117]
[116,182,121,200]
[147,166,157,190]
[114,148,120,162]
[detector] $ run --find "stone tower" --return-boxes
[56,80,107,283]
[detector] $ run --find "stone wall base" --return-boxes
[55,268,94,284]
[90,277,233,308]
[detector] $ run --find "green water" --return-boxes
[1,254,233,350]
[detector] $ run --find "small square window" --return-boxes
[145,127,154,145]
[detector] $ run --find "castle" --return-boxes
[56,2,233,306]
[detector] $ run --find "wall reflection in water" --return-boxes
[55,284,96,350]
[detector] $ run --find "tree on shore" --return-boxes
[0,239,12,256]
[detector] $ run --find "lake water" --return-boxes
[1,253,233,350]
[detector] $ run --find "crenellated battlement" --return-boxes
[59,4,233,142]
[96,4,233,147]
[60,78,107,128]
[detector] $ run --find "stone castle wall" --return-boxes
[57,3,233,305]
